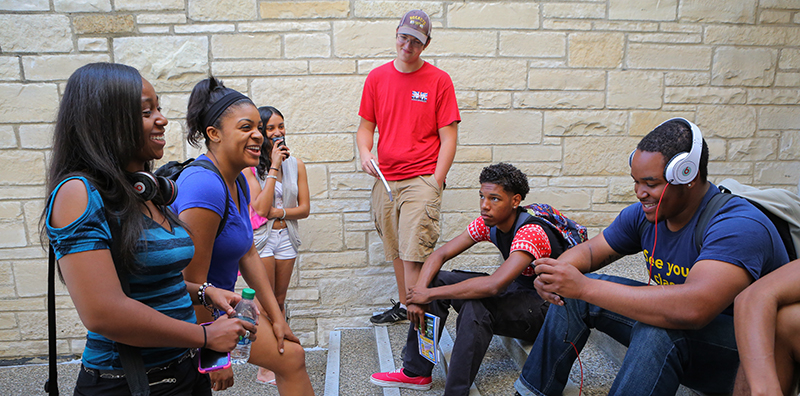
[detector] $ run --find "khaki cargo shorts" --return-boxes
[372,174,442,263]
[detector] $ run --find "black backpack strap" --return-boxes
[45,246,58,395]
[694,193,734,253]
[187,160,231,238]
[490,210,531,246]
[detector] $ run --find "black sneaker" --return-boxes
[370,299,408,325]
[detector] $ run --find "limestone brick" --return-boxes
[331,172,373,192]
[251,76,363,133]
[665,71,710,86]
[447,2,540,29]
[353,1,444,18]
[309,59,355,74]
[760,10,793,24]
[694,106,756,138]
[705,26,798,46]
[515,162,562,177]
[747,89,800,105]
[710,161,753,176]
[0,58,20,81]
[299,251,367,270]
[0,84,59,123]
[77,38,108,52]
[453,147,492,163]
[542,3,605,19]
[174,24,235,34]
[493,144,562,163]
[0,313,15,330]
[607,71,663,109]
[630,111,692,136]
[211,34,280,59]
[18,124,52,149]
[544,111,627,136]
[593,21,659,32]
[0,151,45,185]
[13,259,46,297]
[459,111,543,145]
[478,92,512,109]
[297,214,344,251]
[0,126,15,148]
[114,0,184,11]
[240,21,330,33]
[779,131,800,160]
[0,202,21,220]
[514,91,604,110]
[759,107,800,130]
[660,23,704,34]
[531,189,592,210]
[139,26,170,34]
[568,32,624,68]
[74,14,134,34]
[0,0,48,10]
[424,30,496,57]
[114,36,208,92]
[564,137,641,176]
[305,164,328,198]
[0,15,72,53]
[779,49,800,70]
[678,0,756,23]
[189,0,257,21]
[529,69,604,91]
[445,163,490,189]
[286,33,331,58]
[550,176,612,188]
[436,59,527,91]
[628,33,701,44]
[260,1,350,19]
[0,220,27,248]
[333,21,396,58]
[137,13,187,24]
[760,0,800,7]
[608,0,677,20]
[728,139,779,162]
[627,44,711,70]
[755,162,800,186]
[456,90,478,110]
[214,60,308,77]
[712,47,777,87]
[54,0,111,12]
[542,19,593,31]
[664,87,746,104]
[22,55,110,81]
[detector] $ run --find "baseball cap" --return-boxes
[397,9,431,45]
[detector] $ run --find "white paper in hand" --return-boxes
[370,159,393,202]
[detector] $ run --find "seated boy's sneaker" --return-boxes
[370,299,407,325]
[370,368,432,390]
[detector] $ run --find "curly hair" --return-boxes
[637,119,709,182]
[479,162,529,200]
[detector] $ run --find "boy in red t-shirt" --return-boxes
[357,9,461,324]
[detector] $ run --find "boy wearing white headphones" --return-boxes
[514,118,790,396]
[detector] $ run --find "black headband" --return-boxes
[202,91,253,130]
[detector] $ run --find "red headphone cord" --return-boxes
[648,183,669,285]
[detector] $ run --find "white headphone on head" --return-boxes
[629,117,703,185]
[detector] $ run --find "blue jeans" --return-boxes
[514,274,739,396]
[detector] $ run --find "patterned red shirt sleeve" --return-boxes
[467,217,490,242]
[511,224,552,277]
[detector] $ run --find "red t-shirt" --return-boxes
[467,217,552,277]
[359,61,461,181]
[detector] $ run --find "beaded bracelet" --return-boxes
[197,282,214,311]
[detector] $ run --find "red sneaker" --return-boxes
[370,368,432,390]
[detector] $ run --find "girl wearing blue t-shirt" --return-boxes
[172,77,313,395]
[42,63,251,395]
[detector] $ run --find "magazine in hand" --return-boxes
[417,313,440,364]
[370,158,393,202]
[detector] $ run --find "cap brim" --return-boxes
[397,26,427,45]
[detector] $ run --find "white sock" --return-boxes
[399,303,407,310]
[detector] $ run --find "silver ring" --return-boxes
[244,330,250,339]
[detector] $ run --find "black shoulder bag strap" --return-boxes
[45,245,59,395]
[107,219,150,396]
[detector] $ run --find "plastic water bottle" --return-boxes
[230,288,258,364]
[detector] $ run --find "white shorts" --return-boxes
[254,227,297,260]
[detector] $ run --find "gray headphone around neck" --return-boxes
[628,117,703,185]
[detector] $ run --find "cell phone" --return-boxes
[272,136,287,148]
[198,347,231,373]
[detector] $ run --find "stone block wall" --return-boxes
[0,0,798,357]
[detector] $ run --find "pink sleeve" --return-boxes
[467,217,490,242]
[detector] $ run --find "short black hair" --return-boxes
[479,162,529,200]
[637,119,709,182]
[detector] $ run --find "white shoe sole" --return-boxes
[370,377,432,390]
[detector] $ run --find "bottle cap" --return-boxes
[241,288,255,300]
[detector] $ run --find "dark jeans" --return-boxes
[514,274,739,396]
[74,351,211,396]
[403,270,549,396]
